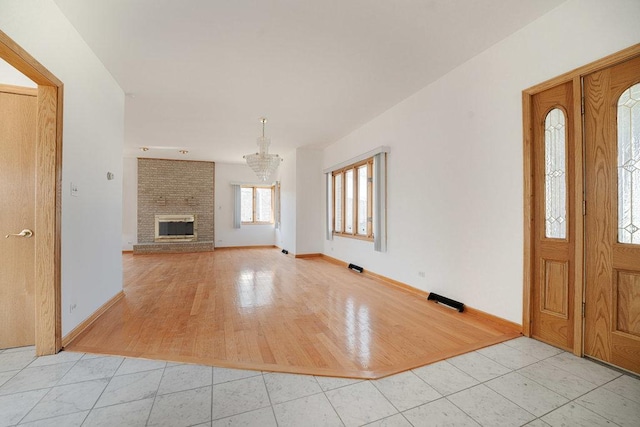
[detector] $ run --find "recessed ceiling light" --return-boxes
[178,150,189,154]
[140,147,149,151]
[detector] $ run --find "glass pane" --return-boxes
[357,165,367,235]
[334,174,343,232]
[345,170,354,233]
[255,188,272,222]
[241,187,253,222]
[544,108,567,239]
[618,83,640,244]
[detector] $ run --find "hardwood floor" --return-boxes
[65,248,521,379]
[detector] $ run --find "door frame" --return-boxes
[523,43,640,356]
[0,30,63,355]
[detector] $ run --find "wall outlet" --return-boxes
[418,271,426,278]
[70,182,79,197]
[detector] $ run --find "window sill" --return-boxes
[332,232,373,242]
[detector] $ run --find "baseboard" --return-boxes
[62,291,125,348]
[465,306,523,333]
[122,250,133,253]
[215,245,277,250]
[295,253,322,259]
[319,254,522,333]
[319,253,347,266]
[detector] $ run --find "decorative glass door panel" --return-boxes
[545,108,568,239]
[618,83,640,244]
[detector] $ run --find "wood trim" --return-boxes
[294,253,322,259]
[122,250,134,253]
[571,76,585,357]
[35,85,61,355]
[523,44,640,95]
[320,254,522,334]
[62,291,125,348]
[215,245,277,250]
[0,32,63,87]
[332,232,374,242]
[522,91,533,337]
[0,30,63,356]
[319,253,348,266]
[364,269,429,298]
[0,83,37,96]
[464,306,523,333]
[522,43,640,357]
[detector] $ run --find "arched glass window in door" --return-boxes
[545,108,567,239]
[618,83,640,244]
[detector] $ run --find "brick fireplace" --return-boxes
[134,158,214,254]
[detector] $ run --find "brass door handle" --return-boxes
[5,229,33,238]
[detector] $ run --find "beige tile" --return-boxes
[448,384,535,427]
[274,393,343,427]
[403,398,479,427]
[412,361,478,396]
[325,381,397,427]
[373,371,441,411]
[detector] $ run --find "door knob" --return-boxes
[4,229,33,238]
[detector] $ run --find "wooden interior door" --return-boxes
[584,55,640,374]
[530,81,576,351]
[0,85,37,349]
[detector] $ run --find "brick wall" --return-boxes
[137,158,215,244]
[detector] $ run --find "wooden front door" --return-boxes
[584,55,640,374]
[530,82,576,351]
[0,85,37,349]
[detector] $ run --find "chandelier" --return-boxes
[243,117,282,181]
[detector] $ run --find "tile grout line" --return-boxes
[261,371,280,426]
[205,371,274,424]
[210,366,214,426]
[316,376,348,427]
[13,348,77,425]
[145,359,169,426]
[440,362,538,426]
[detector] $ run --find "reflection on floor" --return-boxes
[65,249,520,378]
[1,337,638,426]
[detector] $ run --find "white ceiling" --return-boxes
[52,0,565,163]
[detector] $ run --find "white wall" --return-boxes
[276,149,297,253]
[322,0,640,324]
[214,163,276,247]
[121,157,137,250]
[0,58,37,87]
[0,0,125,335]
[295,148,324,255]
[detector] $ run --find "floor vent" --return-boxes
[427,293,465,312]
[348,263,364,273]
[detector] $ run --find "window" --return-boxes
[332,158,373,239]
[544,108,567,239]
[241,186,274,224]
[617,83,640,244]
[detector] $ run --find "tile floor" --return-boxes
[0,337,638,426]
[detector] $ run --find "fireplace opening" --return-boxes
[155,214,197,242]
[159,221,194,236]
